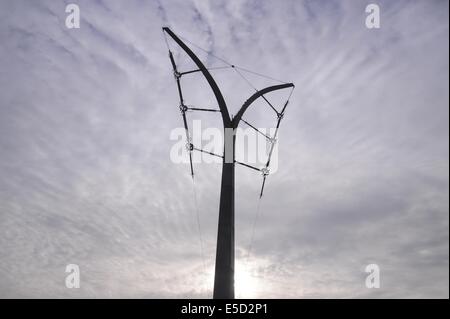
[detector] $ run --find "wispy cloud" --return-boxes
[0,0,448,298]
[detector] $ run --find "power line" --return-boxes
[192,178,208,298]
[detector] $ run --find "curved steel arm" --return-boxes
[163,27,232,127]
[232,83,294,129]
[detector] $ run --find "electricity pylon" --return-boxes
[162,27,294,299]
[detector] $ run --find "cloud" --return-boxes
[0,0,448,298]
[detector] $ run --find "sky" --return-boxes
[0,0,448,298]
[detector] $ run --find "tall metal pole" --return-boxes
[213,130,235,299]
[163,27,235,299]
[163,27,294,299]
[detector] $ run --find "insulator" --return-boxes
[186,142,194,152]
[179,104,188,114]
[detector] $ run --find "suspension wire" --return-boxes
[206,66,234,72]
[179,34,234,67]
[234,65,288,84]
[177,33,289,89]
[192,177,208,297]
[233,67,258,92]
[187,106,221,112]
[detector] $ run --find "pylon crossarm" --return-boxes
[179,68,202,76]
[180,66,233,77]
[241,118,272,141]
[233,84,295,198]
[163,27,232,127]
[232,84,294,128]
[235,160,261,172]
[193,147,224,159]
[261,94,280,116]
